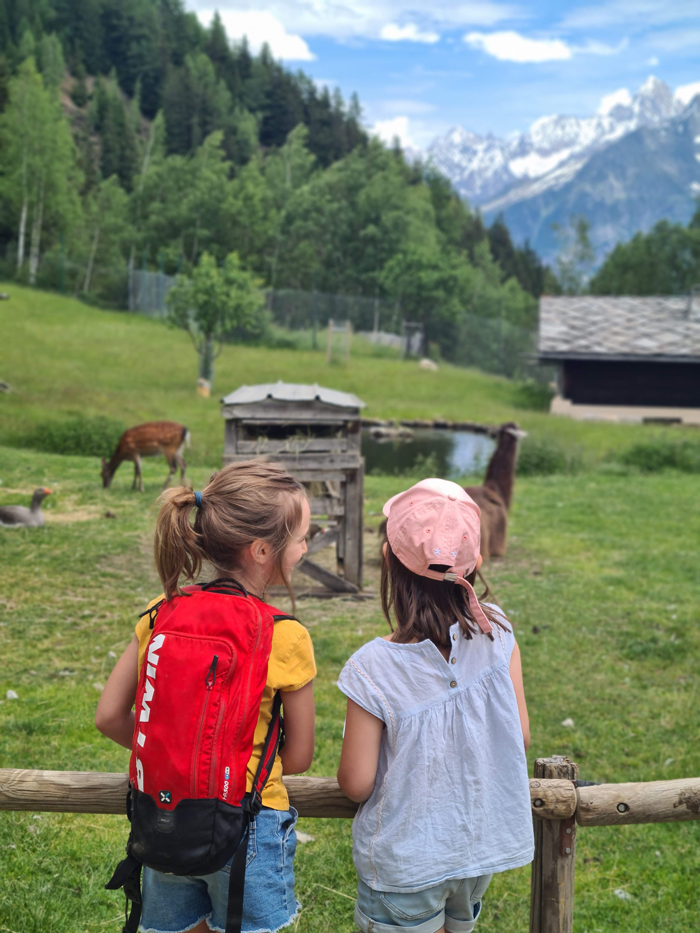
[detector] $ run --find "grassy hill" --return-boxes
[0,283,683,468]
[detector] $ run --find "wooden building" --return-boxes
[539,295,700,424]
[221,382,365,592]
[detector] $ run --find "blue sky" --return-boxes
[185,1,700,147]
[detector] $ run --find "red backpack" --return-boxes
[106,579,292,933]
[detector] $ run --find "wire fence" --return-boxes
[5,262,543,380]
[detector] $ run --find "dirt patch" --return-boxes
[45,506,102,523]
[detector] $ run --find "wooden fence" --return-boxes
[1,757,699,932]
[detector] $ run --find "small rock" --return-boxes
[561,717,575,728]
[6,689,18,700]
[104,510,117,519]
[613,888,632,901]
[655,850,661,857]
[108,650,117,659]
[296,831,315,844]
[418,358,438,371]
[29,670,37,676]
[92,682,105,692]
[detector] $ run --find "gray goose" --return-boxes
[0,487,52,527]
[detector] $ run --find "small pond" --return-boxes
[362,429,495,478]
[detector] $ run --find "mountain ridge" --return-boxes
[421,77,700,262]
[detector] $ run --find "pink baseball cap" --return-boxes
[383,478,492,634]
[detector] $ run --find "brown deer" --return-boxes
[101,422,190,492]
[465,422,526,559]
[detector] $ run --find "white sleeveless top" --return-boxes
[337,609,534,893]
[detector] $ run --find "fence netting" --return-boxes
[10,264,542,380]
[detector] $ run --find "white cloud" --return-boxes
[675,81,700,106]
[464,30,629,63]
[186,1,517,41]
[380,23,440,44]
[196,9,315,60]
[647,55,660,66]
[372,116,416,148]
[464,31,572,62]
[598,87,632,114]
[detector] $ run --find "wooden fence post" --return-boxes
[530,756,579,933]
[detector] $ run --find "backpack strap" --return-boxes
[227,691,283,933]
[242,690,283,817]
[105,854,142,933]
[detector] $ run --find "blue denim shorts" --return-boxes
[139,807,300,933]
[355,875,492,933]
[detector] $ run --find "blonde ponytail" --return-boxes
[154,486,205,600]
[153,461,305,600]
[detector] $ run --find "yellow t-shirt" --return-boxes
[135,595,316,811]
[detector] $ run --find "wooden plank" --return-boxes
[576,777,700,826]
[236,438,348,454]
[223,420,238,457]
[308,497,345,516]
[296,558,359,593]
[306,528,339,556]
[222,401,360,421]
[0,769,576,818]
[293,471,346,482]
[237,418,347,427]
[224,454,362,470]
[529,757,578,933]
[343,462,364,587]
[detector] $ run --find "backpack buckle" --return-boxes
[242,791,263,817]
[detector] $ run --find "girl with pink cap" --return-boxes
[337,478,533,933]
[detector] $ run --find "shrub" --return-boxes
[17,415,126,458]
[512,379,555,412]
[618,437,700,473]
[517,435,583,476]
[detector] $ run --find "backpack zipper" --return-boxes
[227,603,263,798]
[208,653,238,797]
[192,655,218,796]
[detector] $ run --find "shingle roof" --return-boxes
[539,295,700,360]
[221,381,365,409]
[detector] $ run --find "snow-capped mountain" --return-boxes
[427,77,687,206]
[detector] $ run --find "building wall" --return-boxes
[562,359,700,408]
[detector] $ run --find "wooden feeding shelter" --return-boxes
[221,382,366,594]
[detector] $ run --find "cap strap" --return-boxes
[444,573,493,635]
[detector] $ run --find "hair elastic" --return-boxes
[194,491,203,508]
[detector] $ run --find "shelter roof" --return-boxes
[221,381,365,409]
[539,295,700,361]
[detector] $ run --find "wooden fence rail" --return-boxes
[2,759,699,933]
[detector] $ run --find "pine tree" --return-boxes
[71,60,88,107]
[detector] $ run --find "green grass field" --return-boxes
[1,286,699,932]
[0,282,689,466]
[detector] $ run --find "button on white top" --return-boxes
[447,492,457,500]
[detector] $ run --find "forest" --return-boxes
[589,209,700,296]
[0,0,560,364]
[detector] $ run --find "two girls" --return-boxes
[98,465,532,933]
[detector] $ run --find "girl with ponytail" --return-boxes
[96,461,317,933]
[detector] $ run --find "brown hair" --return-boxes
[380,542,510,650]
[154,460,306,600]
